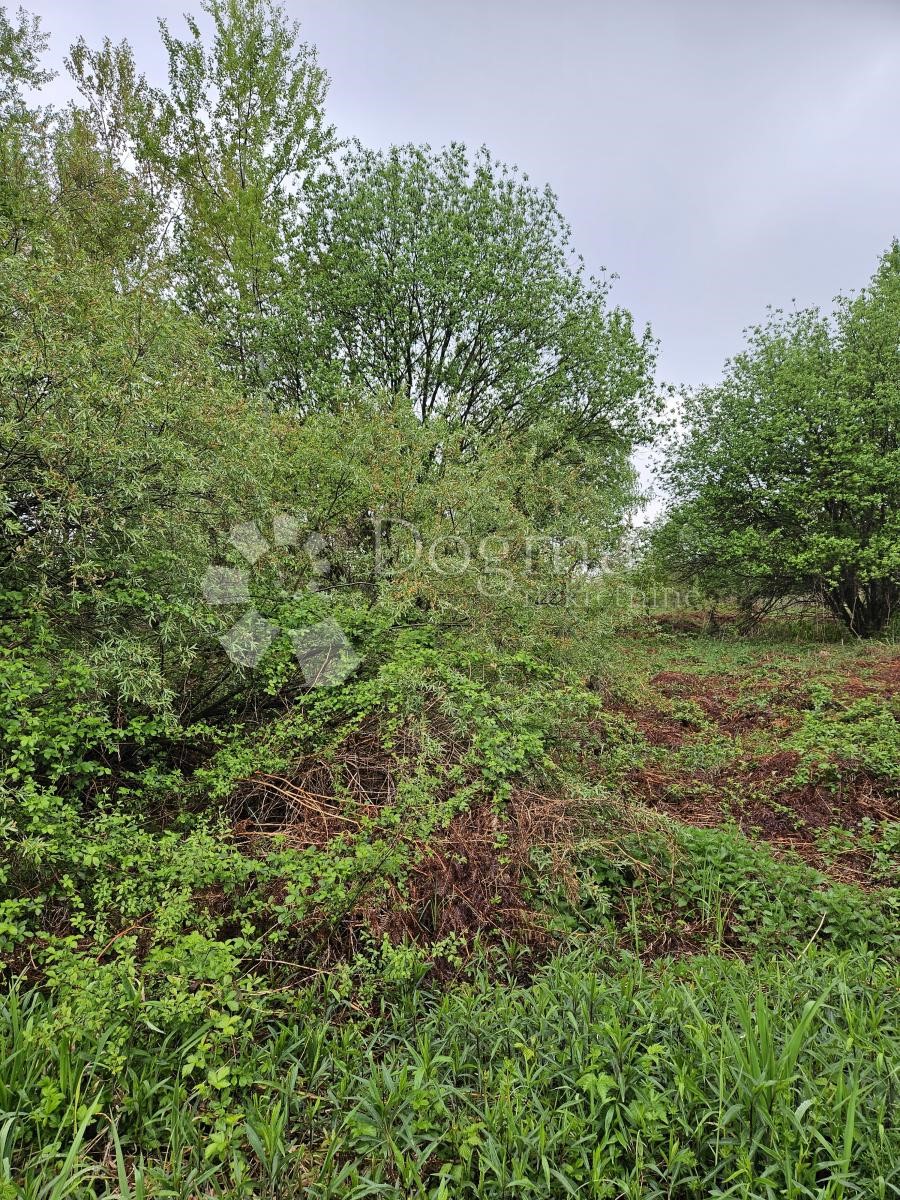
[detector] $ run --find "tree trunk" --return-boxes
[824,575,899,637]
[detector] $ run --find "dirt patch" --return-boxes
[872,656,900,695]
[649,669,773,733]
[652,670,707,696]
[851,654,900,699]
[606,703,690,749]
[626,745,897,887]
[599,641,900,902]
[739,752,896,828]
[603,672,752,749]
[828,653,900,702]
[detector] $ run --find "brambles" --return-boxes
[5,623,894,1194]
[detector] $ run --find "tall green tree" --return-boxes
[0,5,52,253]
[276,142,657,459]
[658,244,900,636]
[61,36,166,273]
[148,0,334,388]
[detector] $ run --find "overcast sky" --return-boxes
[29,0,900,394]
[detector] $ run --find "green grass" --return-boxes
[323,948,898,1199]
[1,946,897,1198]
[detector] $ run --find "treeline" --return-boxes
[1,0,897,949]
[0,0,664,1015]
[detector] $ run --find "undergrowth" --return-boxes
[2,626,898,1195]
[1,946,896,1198]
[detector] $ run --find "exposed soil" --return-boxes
[607,648,900,888]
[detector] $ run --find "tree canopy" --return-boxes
[0,0,659,763]
[277,142,657,456]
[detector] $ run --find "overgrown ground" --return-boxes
[3,617,898,1198]
[604,617,900,891]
